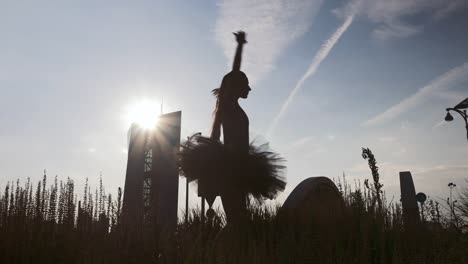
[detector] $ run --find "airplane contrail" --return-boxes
[362,62,468,127]
[266,12,355,139]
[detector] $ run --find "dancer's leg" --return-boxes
[221,190,247,226]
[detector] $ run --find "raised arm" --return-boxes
[232,31,247,72]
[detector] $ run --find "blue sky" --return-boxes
[1,0,468,210]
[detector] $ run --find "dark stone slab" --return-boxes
[281,177,344,225]
[399,171,420,226]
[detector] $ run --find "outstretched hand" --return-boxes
[233,31,247,44]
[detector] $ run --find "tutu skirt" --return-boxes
[178,133,286,201]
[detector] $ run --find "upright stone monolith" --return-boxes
[399,171,420,226]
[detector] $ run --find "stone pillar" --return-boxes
[399,171,420,226]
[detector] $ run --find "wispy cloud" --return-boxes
[378,136,397,143]
[215,0,323,83]
[415,164,468,175]
[354,0,468,40]
[88,148,97,153]
[372,21,422,40]
[266,4,358,138]
[363,62,468,127]
[290,135,315,148]
[432,120,446,129]
[434,90,467,102]
[281,135,325,155]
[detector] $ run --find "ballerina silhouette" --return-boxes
[210,32,251,223]
[179,31,286,225]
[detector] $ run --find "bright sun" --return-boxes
[126,99,161,129]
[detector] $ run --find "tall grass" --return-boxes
[0,171,467,263]
[0,174,123,263]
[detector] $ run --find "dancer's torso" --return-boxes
[222,104,249,155]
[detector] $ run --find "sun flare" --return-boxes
[126,99,161,129]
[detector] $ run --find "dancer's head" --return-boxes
[213,71,251,101]
[210,70,251,140]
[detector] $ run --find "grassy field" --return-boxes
[0,170,467,263]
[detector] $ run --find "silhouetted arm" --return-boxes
[210,113,222,141]
[232,31,247,71]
